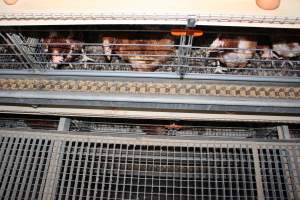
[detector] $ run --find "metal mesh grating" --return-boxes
[0,136,53,200]
[0,130,299,200]
[259,147,300,200]
[55,143,257,200]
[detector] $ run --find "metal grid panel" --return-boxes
[0,130,299,200]
[258,145,300,200]
[54,142,257,200]
[0,135,54,200]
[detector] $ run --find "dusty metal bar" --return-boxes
[56,141,71,200]
[93,142,103,200]
[1,11,300,28]
[0,91,299,116]
[78,142,90,199]
[2,105,300,124]
[38,140,55,200]
[278,125,291,140]
[113,143,123,200]
[284,148,300,200]
[128,145,136,200]
[277,126,285,140]
[43,140,62,200]
[252,145,265,200]
[282,125,291,139]
[71,142,84,200]
[120,144,128,200]
[86,142,96,199]
[106,143,116,199]
[177,18,196,78]
[100,143,110,199]
[58,117,71,132]
[0,70,299,83]
[0,90,299,108]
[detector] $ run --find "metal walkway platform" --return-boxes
[0,129,299,200]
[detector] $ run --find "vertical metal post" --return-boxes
[58,117,71,132]
[277,125,291,139]
[177,16,196,78]
[252,145,265,200]
[43,140,63,200]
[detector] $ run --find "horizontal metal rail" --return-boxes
[0,90,299,107]
[1,105,300,124]
[0,90,299,115]
[1,69,299,83]
[0,12,300,28]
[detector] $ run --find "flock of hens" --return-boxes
[43,31,300,73]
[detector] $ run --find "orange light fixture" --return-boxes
[171,29,204,37]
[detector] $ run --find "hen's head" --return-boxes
[210,38,224,49]
[43,36,82,66]
[102,37,114,61]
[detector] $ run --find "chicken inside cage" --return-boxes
[0,25,299,77]
[102,33,175,72]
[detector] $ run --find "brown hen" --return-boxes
[102,35,175,72]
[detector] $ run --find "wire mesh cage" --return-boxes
[69,118,279,139]
[0,27,299,78]
[0,116,59,130]
[289,129,300,139]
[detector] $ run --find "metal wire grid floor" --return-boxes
[0,130,299,200]
[0,117,279,139]
[0,117,59,130]
[69,120,278,139]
